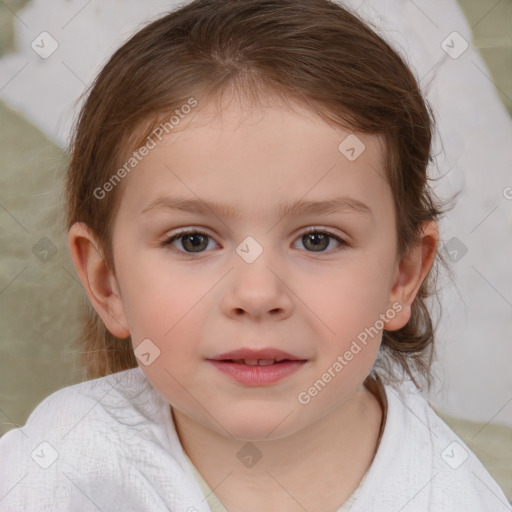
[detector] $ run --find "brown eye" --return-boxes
[163,230,216,253]
[295,228,347,253]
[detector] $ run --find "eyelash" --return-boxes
[161,227,348,255]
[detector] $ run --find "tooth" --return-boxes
[243,359,259,366]
[258,359,275,366]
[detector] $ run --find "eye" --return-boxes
[293,227,348,253]
[163,229,218,254]
[162,227,348,255]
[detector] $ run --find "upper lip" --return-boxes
[208,348,305,362]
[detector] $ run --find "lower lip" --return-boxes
[208,360,306,386]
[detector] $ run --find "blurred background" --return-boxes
[0,0,511,502]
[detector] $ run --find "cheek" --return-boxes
[121,259,208,401]
[116,253,206,350]
[302,252,394,340]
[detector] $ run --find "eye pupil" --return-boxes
[183,233,207,252]
[303,232,328,251]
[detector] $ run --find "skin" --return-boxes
[69,93,438,511]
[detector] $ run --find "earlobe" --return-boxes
[384,221,439,331]
[68,222,130,338]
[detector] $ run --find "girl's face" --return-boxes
[100,97,424,440]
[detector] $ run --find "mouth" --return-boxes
[207,349,308,386]
[209,348,305,364]
[218,358,299,366]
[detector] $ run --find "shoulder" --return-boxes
[352,378,511,511]
[0,366,182,511]
[0,367,154,464]
[0,367,209,511]
[2,366,151,440]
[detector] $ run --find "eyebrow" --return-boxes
[141,195,374,221]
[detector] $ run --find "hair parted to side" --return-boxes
[66,0,455,391]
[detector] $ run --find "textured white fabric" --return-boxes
[0,366,510,511]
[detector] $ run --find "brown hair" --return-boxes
[66,0,455,391]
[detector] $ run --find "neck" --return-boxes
[172,381,383,512]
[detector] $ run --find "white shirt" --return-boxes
[0,366,510,511]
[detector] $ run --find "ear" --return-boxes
[384,220,439,331]
[68,222,130,338]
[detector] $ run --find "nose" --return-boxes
[221,247,294,321]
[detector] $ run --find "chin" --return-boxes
[215,406,303,442]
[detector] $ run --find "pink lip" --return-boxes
[207,347,308,386]
[208,360,306,386]
[210,347,303,362]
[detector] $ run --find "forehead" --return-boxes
[115,97,393,225]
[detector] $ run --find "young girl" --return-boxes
[1,0,510,510]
